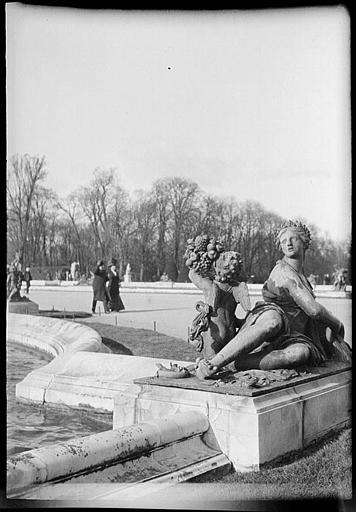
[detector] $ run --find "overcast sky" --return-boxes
[6,5,351,242]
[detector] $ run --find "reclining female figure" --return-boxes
[195,220,350,380]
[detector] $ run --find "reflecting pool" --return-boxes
[6,342,112,456]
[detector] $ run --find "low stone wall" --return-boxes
[7,411,228,498]
[7,310,194,414]
[15,352,194,412]
[7,313,110,358]
[26,280,352,298]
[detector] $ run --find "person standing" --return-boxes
[91,260,110,314]
[71,260,80,281]
[107,259,125,312]
[7,264,22,300]
[23,266,32,294]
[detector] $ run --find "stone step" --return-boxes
[7,411,230,501]
[12,440,230,501]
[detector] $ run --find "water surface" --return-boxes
[7,342,112,456]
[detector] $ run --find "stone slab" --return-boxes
[134,361,351,396]
[14,453,231,501]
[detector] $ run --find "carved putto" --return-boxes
[185,234,250,356]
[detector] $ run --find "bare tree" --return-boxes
[151,179,171,278]
[111,186,134,276]
[164,177,200,279]
[7,154,47,265]
[194,194,225,237]
[216,197,240,249]
[131,191,158,281]
[6,155,349,284]
[28,186,58,266]
[57,191,86,269]
[79,168,116,260]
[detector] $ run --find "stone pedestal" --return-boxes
[7,300,39,315]
[113,362,351,471]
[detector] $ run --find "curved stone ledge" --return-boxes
[8,313,193,414]
[7,411,210,493]
[16,352,194,412]
[7,313,110,358]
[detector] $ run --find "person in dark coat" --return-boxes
[91,260,110,314]
[107,258,125,312]
[23,267,32,294]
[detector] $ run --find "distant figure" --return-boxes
[91,260,110,314]
[124,263,132,283]
[23,267,32,294]
[71,261,80,281]
[160,272,169,282]
[333,268,347,291]
[107,258,125,312]
[339,270,347,291]
[58,269,66,283]
[7,264,23,301]
[11,252,22,273]
[323,274,331,285]
[70,261,76,280]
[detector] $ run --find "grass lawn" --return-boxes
[195,427,352,500]
[79,320,352,500]
[85,321,199,362]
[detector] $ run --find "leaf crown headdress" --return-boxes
[276,220,312,251]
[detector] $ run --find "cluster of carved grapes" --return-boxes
[184,234,225,278]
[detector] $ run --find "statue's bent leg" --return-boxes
[195,310,283,379]
[259,343,310,370]
[235,342,311,371]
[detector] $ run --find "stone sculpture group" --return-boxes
[157,220,351,382]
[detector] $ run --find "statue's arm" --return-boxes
[276,267,344,336]
[189,269,213,294]
[189,268,218,308]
